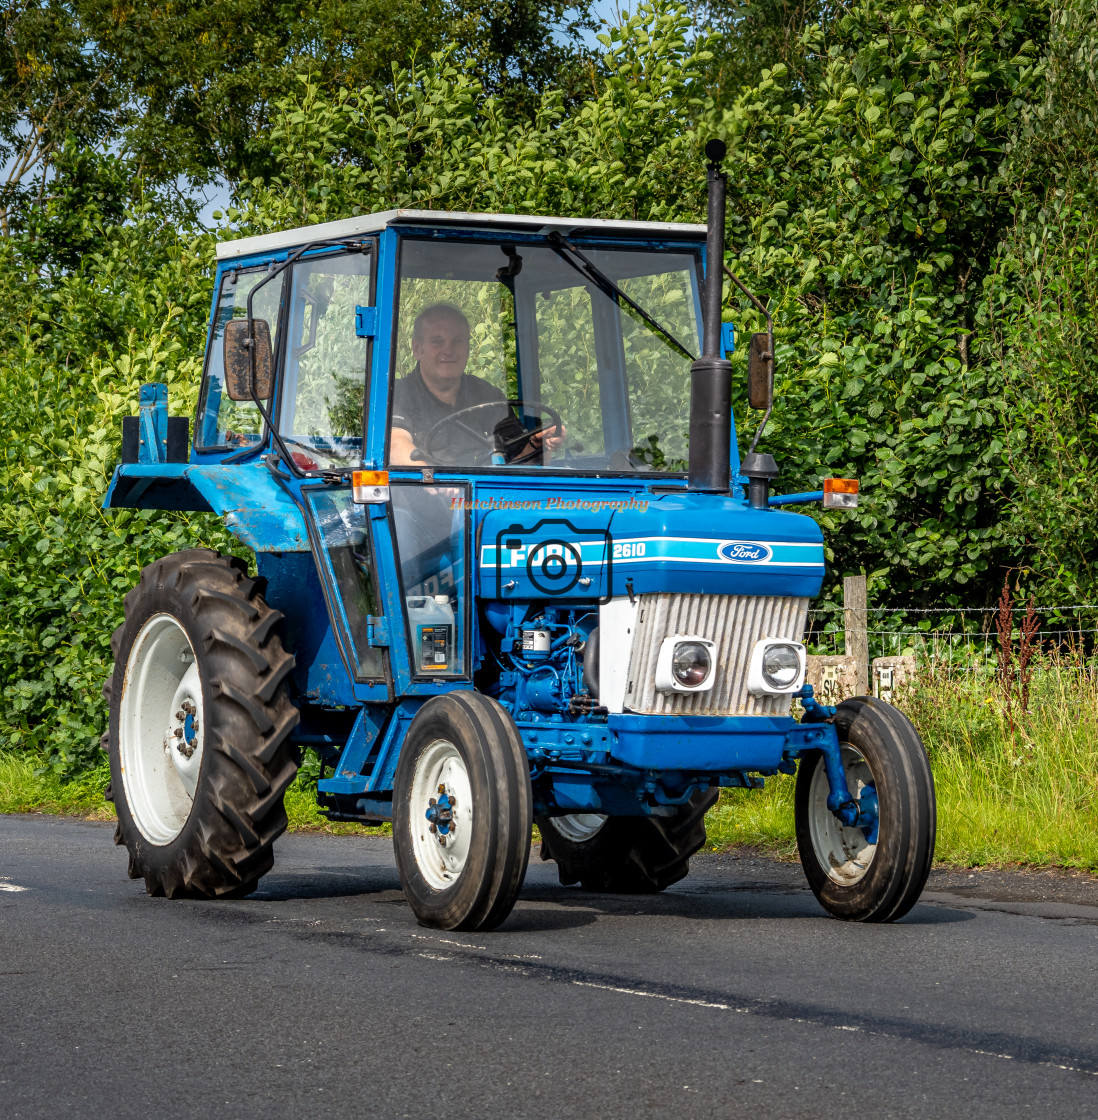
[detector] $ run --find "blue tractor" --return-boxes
[103,142,935,930]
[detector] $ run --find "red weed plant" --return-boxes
[995,578,1040,735]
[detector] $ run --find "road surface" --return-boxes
[1,814,1096,1118]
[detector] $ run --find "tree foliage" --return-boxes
[0,0,1095,774]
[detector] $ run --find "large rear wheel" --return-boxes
[537,787,718,893]
[795,697,935,922]
[105,550,299,898]
[393,693,532,931]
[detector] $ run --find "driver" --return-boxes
[390,302,564,466]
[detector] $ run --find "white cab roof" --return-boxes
[215,208,707,261]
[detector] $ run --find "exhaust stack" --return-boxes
[688,139,733,491]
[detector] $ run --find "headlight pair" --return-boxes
[653,635,807,696]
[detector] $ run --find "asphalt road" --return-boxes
[2,815,1096,1119]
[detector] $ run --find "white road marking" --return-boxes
[573,980,749,1013]
[571,978,1098,1077]
[410,932,486,951]
[0,879,27,893]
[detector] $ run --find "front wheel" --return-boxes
[392,693,532,931]
[795,697,935,922]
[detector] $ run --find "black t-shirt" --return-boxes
[391,366,509,463]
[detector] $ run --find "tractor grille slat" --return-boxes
[623,593,809,716]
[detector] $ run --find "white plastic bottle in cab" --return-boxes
[406,594,455,673]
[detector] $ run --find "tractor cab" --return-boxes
[195,210,711,477]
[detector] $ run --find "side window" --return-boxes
[307,489,387,681]
[196,268,286,449]
[279,250,372,468]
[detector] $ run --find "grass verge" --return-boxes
[3,663,1096,872]
[0,752,114,819]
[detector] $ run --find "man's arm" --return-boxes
[390,426,419,466]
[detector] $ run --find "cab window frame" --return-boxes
[272,243,377,465]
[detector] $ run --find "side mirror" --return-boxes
[748,332,773,410]
[223,318,273,401]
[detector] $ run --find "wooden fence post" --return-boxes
[844,574,869,696]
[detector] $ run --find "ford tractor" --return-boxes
[103,140,935,930]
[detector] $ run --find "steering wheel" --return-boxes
[419,398,564,466]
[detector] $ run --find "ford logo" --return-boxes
[718,541,773,564]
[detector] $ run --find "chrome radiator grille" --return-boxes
[623,593,810,716]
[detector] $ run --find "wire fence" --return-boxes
[804,603,1098,672]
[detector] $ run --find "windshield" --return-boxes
[389,237,702,472]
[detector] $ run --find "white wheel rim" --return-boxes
[118,614,205,845]
[409,739,474,892]
[548,813,607,843]
[807,745,878,885]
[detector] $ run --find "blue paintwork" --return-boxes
[102,213,873,835]
[365,700,427,793]
[475,487,825,601]
[769,490,826,506]
[425,790,456,835]
[720,321,736,358]
[103,462,310,552]
[138,383,169,463]
[255,551,361,707]
[608,713,793,771]
[182,710,198,750]
[317,707,385,794]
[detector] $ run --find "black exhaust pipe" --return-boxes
[688,138,733,492]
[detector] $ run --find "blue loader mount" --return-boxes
[102,140,935,931]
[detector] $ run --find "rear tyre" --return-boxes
[393,693,532,931]
[795,697,935,922]
[537,787,718,893]
[105,550,299,898]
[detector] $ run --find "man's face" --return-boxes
[412,314,470,396]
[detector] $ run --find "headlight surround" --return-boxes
[655,635,717,692]
[747,639,807,696]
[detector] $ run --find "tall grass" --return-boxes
[705,656,1098,871]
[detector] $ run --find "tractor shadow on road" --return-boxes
[507,878,976,930]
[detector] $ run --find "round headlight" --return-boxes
[672,641,712,687]
[761,644,801,689]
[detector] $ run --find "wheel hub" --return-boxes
[408,739,474,891]
[425,785,457,846]
[166,699,200,759]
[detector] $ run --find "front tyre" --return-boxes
[795,697,935,923]
[393,693,532,931]
[106,550,299,898]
